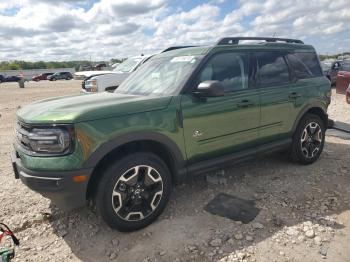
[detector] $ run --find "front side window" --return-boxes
[256,52,290,86]
[198,52,248,92]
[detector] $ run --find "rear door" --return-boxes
[254,51,295,144]
[285,52,325,119]
[181,51,260,164]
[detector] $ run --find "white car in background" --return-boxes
[74,70,112,80]
[82,55,153,93]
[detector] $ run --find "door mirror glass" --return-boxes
[194,80,224,97]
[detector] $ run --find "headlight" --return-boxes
[85,79,97,92]
[15,123,74,156]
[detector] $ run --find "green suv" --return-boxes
[12,37,331,231]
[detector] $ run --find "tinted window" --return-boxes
[256,52,290,86]
[286,54,313,79]
[294,52,322,76]
[198,52,248,92]
[342,63,350,71]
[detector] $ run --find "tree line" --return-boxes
[0,59,124,71]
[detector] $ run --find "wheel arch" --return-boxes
[292,105,328,133]
[85,132,187,199]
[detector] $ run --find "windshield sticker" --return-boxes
[170,56,195,63]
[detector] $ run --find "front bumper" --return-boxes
[11,149,93,210]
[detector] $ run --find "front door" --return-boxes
[180,51,260,164]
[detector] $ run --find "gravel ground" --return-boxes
[1,81,350,262]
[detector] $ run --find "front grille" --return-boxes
[15,121,32,151]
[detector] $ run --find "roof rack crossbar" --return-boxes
[216,37,304,45]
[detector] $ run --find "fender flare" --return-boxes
[291,104,328,133]
[82,131,186,172]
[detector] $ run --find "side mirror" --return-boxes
[194,80,224,97]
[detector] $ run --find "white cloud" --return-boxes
[0,0,349,61]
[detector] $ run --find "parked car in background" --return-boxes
[74,69,113,80]
[12,37,331,231]
[321,61,332,79]
[326,60,350,86]
[111,62,120,69]
[336,63,350,94]
[82,55,153,92]
[32,73,54,81]
[94,63,107,70]
[0,74,21,83]
[47,72,73,81]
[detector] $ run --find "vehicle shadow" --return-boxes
[49,138,350,262]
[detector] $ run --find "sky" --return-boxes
[0,0,349,61]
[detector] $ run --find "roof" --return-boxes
[154,37,316,59]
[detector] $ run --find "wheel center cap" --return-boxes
[134,189,141,195]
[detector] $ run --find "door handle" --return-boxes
[338,74,344,77]
[237,100,254,108]
[289,92,301,99]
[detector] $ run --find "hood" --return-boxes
[75,71,113,77]
[17,92,173,124]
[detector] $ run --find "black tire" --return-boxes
[290,113,325,165]
[96,152,172,231]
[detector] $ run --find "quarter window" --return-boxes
[286,54,313,79]
[198,52,248,92]
[294,52,322,77]
[256,52,290,86]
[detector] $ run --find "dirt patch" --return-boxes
[1,84,350,262]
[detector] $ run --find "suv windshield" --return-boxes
[113,58,143,73]
[115,55,202,96]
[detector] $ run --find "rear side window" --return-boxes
[256,52,290,86]
[293,52,322,77]
[198,52,248,92]
[286,54,313,79]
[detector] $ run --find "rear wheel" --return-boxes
[290,113,325,165]
[96,152,172,231]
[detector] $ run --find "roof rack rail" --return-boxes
[216,37,304,45]
[162,46,196,52]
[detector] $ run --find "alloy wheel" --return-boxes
[112,165,163,221]
[300,122,323,158]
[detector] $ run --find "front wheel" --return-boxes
[96,152,172,231]
[290,113,325,165]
